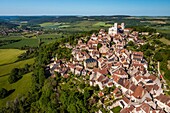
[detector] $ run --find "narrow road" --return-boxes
[158,62,167,89]
[157,62,161,76]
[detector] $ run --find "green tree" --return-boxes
[97,43,102,50]
[128,41,135,47]
[0,88,8,99]
[8,68,22,84]
[153,52,163,62]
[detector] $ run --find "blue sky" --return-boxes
[0,0,170,16]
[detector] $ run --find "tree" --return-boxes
[128,41,135,47]
[153,52,163,62]
[8,68,22,84]
[97,43,102,50]
[145,49,153,56]
[0,88,8,99]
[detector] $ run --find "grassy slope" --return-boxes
[0,49,34,107]
[0,72,32,107]
[0,58,34,77]
[0,49,26,65]
[0,39,39,48]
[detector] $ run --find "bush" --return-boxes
[0,88,8,99]
[8,68,22,84]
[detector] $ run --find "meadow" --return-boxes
[0,49,34,107]
[0,49,25,65]
[0,34,61,49]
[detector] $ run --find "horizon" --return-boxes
[0,14,170,17]
[0,0,170,16]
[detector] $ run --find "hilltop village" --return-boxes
[49,23,170,113]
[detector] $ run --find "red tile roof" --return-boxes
[132,86,146,99]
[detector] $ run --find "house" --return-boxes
[119,96,131,108]
[131,51,143,62]
[68,63,75,74]
[132,102,151,113]
[91,33,98,40]
[98,57,107,69]
[141,32,149,36]
[74,66,83,76]
[87,39,98,48]
[99,44,109,55]
[112,67,129,78]
[131,85,151,103]
[89,50,100,58]
[95,75,107,90]
[145,84,163,97]
[155,94,170,113]
[117,79,130,94]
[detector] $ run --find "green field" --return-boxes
[0,49,26,65]
[0,58,34,77]
[0,34,60,49]
[0,39,39,49]
[153,25,170,35]
[40,22,70,29]
[93,22,112,27]
[159,38,170,45]
[0,49,34,107]
[38,33,62,39]
[0,72,32,107]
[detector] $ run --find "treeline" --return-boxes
[0,21,18,29]
[17,48,37,61]
[131,26,156,33]
[0,39,21,47]
[8,64,33,84]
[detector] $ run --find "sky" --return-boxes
[0,0,170,16]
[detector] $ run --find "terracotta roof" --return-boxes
[156,94,170,105]
[132,86,146,99]
[93,68,99,73]
[153,84,159,90]
[97,75,105,82]
[98,91,104,97]
[132,52,143,58]
[113,88,119,94]
[130,84,137,92]
[113,68,127,76]
[108,82,113,86]
[122,96,130,104]
[98,68,108,75]
[129,105,135,111]
[102,77,109,84]
[140,103,150,113]
[134,75,142,81]
[148,75,157,81]
[120,108,130,113]
[118,79,130,88]
[112,75,120,83]
[145,85,153,92]
[98,57,105,63]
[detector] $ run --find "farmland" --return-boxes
[0,72,32,107]
[0,49,34,107]
[0,49,25,65]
